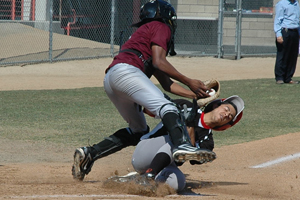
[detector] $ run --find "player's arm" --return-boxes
[153,70,197,99]
[151,44,209,98]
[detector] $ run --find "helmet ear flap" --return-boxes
[158,0,177,29]
[231,110,243,126]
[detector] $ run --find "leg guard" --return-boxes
[91,127,149,161]
[162,112,191,147]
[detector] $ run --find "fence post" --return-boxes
[235,0,242,60]
[217,0,224,58]
[49,0,53,62]
[21,0,24,20]
[12,0,16,20]
[110,0,116,57]
[31,0,35,21]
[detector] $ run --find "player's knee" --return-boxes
[159,103,178,119]
[156,167,186,192]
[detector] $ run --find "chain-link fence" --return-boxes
[0,0,277,66]
[221,0,276,59]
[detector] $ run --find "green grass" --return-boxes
[1,77,300,148]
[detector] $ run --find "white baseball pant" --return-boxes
[103,63,178,133]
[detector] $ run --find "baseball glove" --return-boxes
[197,79,220,107]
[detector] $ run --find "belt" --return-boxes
[282,28,298,32]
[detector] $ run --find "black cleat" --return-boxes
[72,147,94,181]
[173,143,216,163]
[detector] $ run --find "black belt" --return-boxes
[282,28,298,32]
[119,49,146,63]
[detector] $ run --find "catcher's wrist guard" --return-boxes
[197,79,220,108]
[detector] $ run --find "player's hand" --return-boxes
[277,36,283,44]
[188,79,210,98]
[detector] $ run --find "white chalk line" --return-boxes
[7,193,202,199]
[7,194,139,199]
[250,152,300,168]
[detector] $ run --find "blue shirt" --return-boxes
[274,0,300,37]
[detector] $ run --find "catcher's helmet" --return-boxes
[134,0,177,32]
[204,95,244,131]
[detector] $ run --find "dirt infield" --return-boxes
[1,56,300,199]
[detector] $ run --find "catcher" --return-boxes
[131,95,244,192]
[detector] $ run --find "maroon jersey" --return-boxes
[106,21,171,73]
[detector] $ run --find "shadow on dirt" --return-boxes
[181,177,248,196]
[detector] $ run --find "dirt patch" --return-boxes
[0,56,288,91]
[1,56,300,199]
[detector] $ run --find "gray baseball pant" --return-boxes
[132,134,186,192]
[103,63,178,133]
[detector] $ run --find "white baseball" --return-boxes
[208,89,216,96]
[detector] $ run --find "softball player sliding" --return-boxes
[132,96,244,191]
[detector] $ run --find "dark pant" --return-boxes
[274,29,299,82]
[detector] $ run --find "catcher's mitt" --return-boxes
[197,79,220,107]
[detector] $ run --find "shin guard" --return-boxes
[91,127,149,161]
[162,112,191,146]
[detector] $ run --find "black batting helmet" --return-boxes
[133,0,177,32]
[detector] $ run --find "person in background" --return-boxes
[274,0,300,84]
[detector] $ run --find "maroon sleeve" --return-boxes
[107,21,171,73]
[150,22,171,52]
